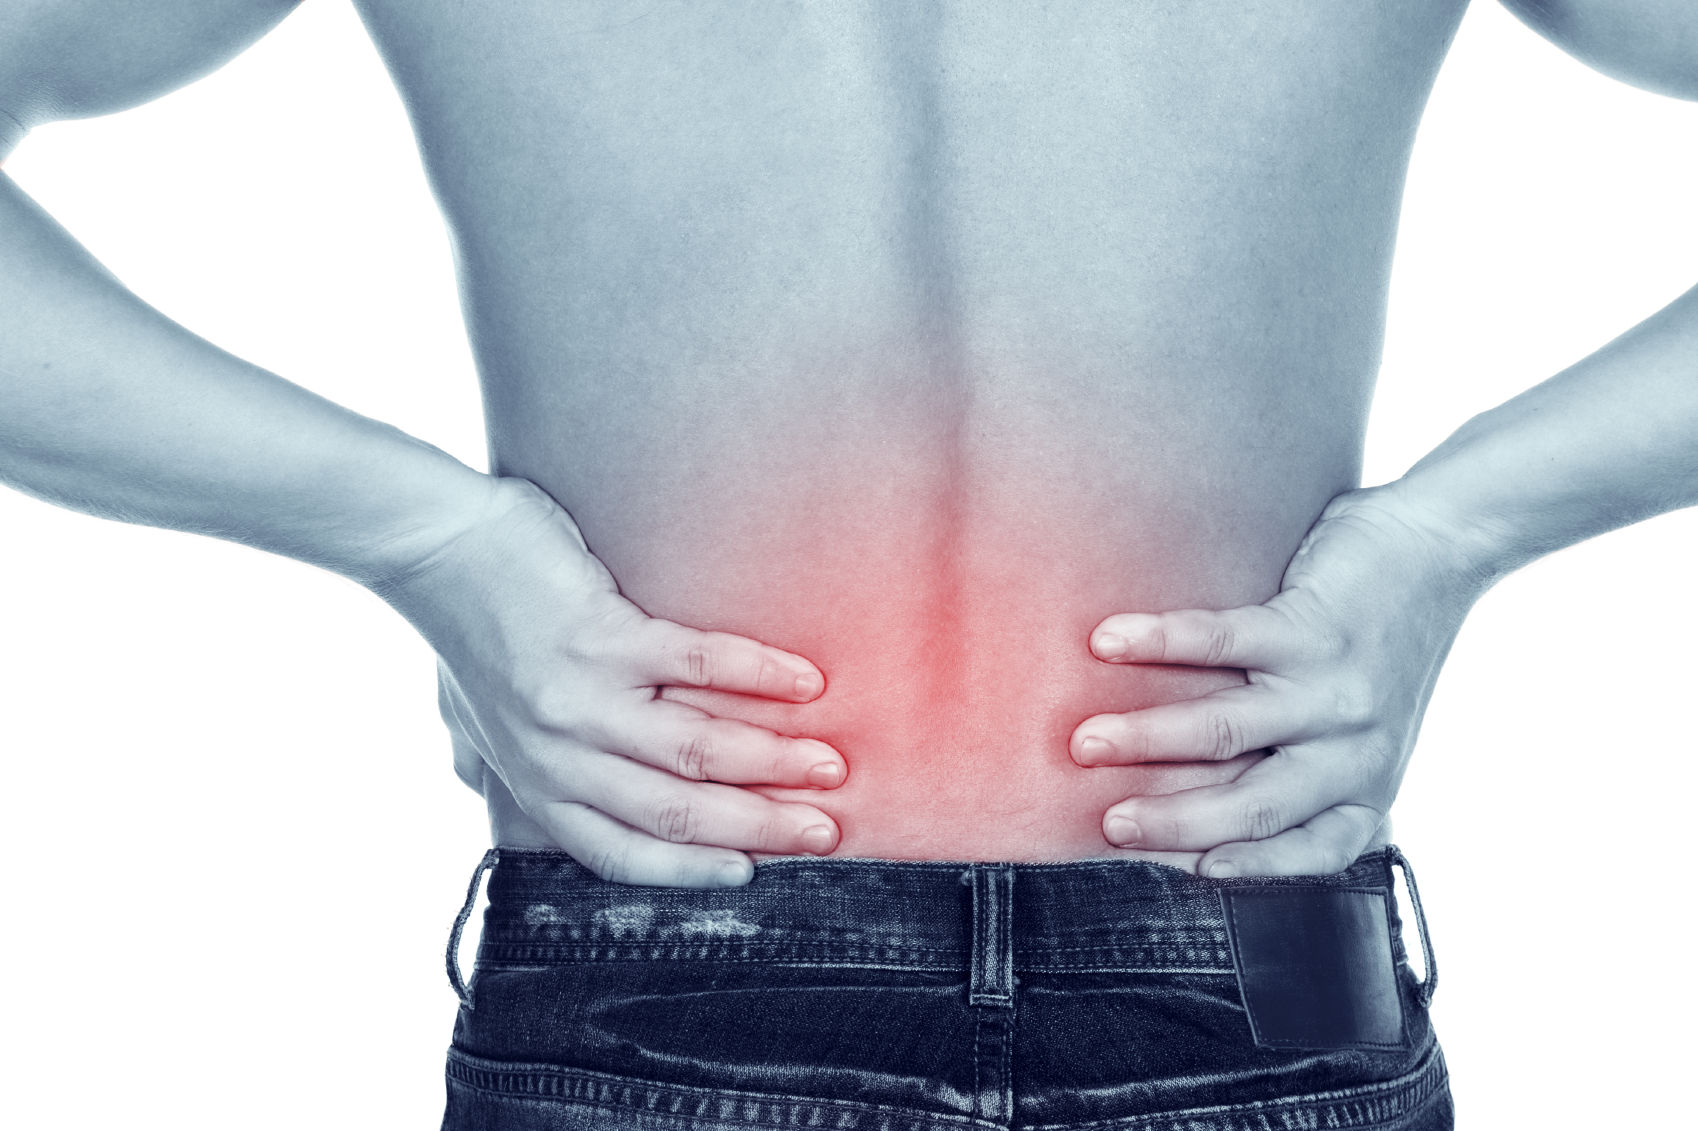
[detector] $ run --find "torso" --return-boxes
[356,0,1467,860]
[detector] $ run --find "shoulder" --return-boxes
[1499,0,1698,100]
[0,0,300,134]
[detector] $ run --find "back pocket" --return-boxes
[1220,886,1405,1049]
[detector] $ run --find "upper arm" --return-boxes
[0,0,300,148]
[1500,0,1698,100]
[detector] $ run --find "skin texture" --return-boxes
[357,0,1464,868]
[1,0,1696,884]
[1500,0,1698,99]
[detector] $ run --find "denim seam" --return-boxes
[479,938,961,949]
[474,960,1242,978]
[970,1009,1015,1126]
[972,1015,982,1123]
[968,865,1015,1007]
[1025,1040,1448,1131]
[477,959,966,977]
[1388,845,1438,1007]
[444,1040,1446,1131]
[495,849,1397,880]
[1020,965,1237,975]
[446,1049,998,1130]
[1018,950,1236,957]
[1034,936,1229,950]
[476,956,1238,973]
[477,940,1224,951]
[480,938,961,948]
[476,944,964,965]
[448,849,500,1009]
[1021,945,1232,958]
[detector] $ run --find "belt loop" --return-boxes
[1388,845,1437,1008]
[447,849,500,1010]
[967,864,1015,1008]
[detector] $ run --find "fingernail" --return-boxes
[1105,815,1141,845]
[793,673,824,699]
[807,762,844,788]
[1078,737,1113,764]
[1206,861,1240,880]
[1094,633,1128,659]
[801,825,837,854]
[715,860,754,886]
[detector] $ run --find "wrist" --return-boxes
[328,436,503,596]
[1323,481,1507,604]
[1380,443,1554,589]
[368,475,588,646]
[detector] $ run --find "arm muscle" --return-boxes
[0,0,298,145]
[1500,0,1698,99]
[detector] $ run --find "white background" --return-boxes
[2,1,1695,1126]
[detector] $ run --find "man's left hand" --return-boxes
[1069,484,1487,877]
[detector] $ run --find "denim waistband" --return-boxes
[445,848,1447,1129]
[450,847,1430,1000]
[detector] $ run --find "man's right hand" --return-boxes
[382,476,845,887]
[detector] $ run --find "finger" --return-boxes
[603,700,847,788]
[1098,749,1267,796]
[1195,804,1385,878]
[1089,605,1299,670]
[565,750,842,856]
[1071,684,1308,766]
[625,618,826,702]
[533,799,758,888]
[1099,752,1348,851]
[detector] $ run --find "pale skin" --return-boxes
[2,1,1697,889]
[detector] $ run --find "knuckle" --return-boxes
[580,842,631,882]
[568,606,633,664]
[754,816,784,850]
[1317,841,1354,874]
[1203,624,1237,667]
[523,685,578,732]
[1313,618,1352,660]
[1329,682,1377,729]
[646,796,700,843]
[509,664,580,722]
[1298,629,1337,667]
[674,733,713,781]
[1294,827,1354,875]
[1238,797,1286,841]
[1202,712,1243,760]
[683,643,713,687]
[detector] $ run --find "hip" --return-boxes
[443,847,1449,1130]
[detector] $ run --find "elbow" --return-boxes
[0,106,24,162]
[1502,0,1698,101]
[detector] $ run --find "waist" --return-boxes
[501,437,1341,860]
[664,638,1257,860]
[474,847,1411,972]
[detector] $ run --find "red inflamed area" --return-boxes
[645,474,1261,864]
[537,350,1308,865]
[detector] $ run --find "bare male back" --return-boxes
[348,0,1465,860]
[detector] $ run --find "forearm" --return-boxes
[1390,279,1698,581]
[1076,284,1698,871]
[0,171,492,587]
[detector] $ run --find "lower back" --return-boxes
[501,348,1357,861]
[362,0,1468,859]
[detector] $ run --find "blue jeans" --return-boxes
[442,847,1450,1130]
